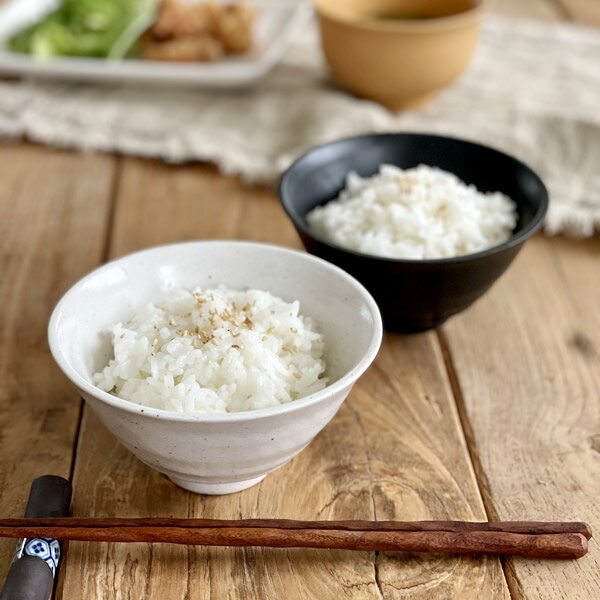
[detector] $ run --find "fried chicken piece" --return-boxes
[143,0,255,62]
[214,3,255,54]
[151,0,218,40]
[141,34,224,62]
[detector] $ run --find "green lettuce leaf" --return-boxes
[9,0,159,59]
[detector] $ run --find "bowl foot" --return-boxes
[384,92,434,112]
[168,474,267,495]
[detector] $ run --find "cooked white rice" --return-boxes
[306,164,518,260]
[93,287,327,414]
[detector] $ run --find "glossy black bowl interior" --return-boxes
[279,133,548,332]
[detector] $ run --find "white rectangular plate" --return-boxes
[0,0,310,87]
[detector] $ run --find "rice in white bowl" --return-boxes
[93,287,327,414]
[306,164,518,260]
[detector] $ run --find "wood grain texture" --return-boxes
[60,159,508,599]
[109,158,294,254]
[0,144,115,579]
[355,335,508,598]
[443,235,600,599]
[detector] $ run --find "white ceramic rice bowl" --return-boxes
[49,241,382,494]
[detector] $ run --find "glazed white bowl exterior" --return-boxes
[49,241,382,494]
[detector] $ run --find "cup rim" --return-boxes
[278,132,549,266]
[313,0,486,32]
[48,240,383,423]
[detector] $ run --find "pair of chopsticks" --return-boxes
[0,518,591,559]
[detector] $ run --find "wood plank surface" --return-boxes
[0,144,115,579]
[60,159,508,599]
[442,235,600,599]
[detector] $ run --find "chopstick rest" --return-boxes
[0,518,591,560]
[0,476,72,600]
[16,476,72,575]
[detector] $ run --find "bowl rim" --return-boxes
[278,132,549,266]
[48,240,383,423]
[313,0,486,32]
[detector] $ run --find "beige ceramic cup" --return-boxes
[314,0,485,110]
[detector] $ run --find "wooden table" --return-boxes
[1,1,599,598]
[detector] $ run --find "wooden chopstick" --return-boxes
[0,518,592,537]
[0,518,591,559]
